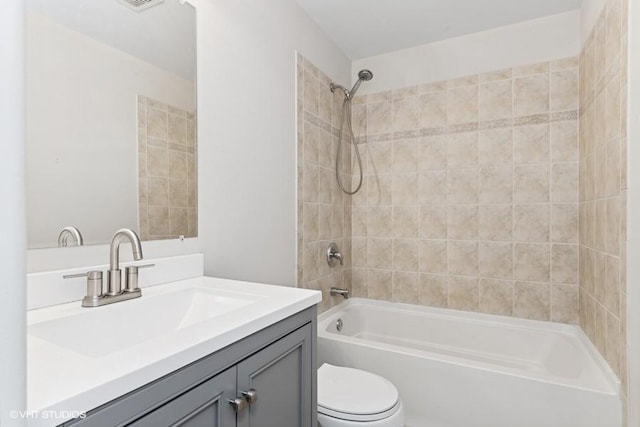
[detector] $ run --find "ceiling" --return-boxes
[27,0,196,81]
[295,0,583,59]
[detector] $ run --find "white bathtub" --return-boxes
[317,298,621,427]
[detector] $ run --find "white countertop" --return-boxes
[27,276,321,426]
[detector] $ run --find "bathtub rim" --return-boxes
[318,298,620,396]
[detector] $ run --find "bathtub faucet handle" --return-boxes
[327,242,344,267]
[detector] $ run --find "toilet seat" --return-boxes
[317,364,401,422]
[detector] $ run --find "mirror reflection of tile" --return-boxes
[137,95,197,240]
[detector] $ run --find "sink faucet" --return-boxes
[63,228,154,307]
[57,226,84,247]
[107,228,143,296]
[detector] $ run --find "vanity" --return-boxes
[27,255,321,427]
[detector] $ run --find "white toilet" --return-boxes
[317,363,405,427]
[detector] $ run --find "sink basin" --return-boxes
[29,285,263,357]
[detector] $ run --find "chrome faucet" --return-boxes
[107,228,143,295]
[57,226,84,247]
[326,242,344,267]
[63,228,153,307]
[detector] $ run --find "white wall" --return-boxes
[26,12,195,248]
[192,0,350,286]
[626,1,639,425]
[352,11,580,94]
[1,1,26,425]
[581,0,608,42]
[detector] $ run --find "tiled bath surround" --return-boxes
[578,0,628,414]
[350,59,580,323]
[138,95,198,241]
[297,57,353,313]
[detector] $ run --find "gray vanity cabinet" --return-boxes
[237,324,312,427]
[63,307,316,427]
[129,368,236,427]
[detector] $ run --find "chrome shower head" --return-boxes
[349,69,374,98]
[358,69,374,81]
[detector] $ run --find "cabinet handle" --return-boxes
[242,388,258,404]
[228,397,247,412]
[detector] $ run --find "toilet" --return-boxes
[317,363,405,427]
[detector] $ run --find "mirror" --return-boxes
[26,0,197,249]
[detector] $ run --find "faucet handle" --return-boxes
[63,270,103,301]
[124,264,155,292]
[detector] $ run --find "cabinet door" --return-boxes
[236,324,313,427]
[129,367,237,427]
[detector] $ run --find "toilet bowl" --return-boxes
[317,363,405,427]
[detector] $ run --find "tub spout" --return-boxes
[330,287,349,299]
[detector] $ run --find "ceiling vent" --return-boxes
[115,0,164,12]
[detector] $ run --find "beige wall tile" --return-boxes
[148,206,169,235]
[420,91,447,128]
[393,206,419,238]
[392,271,419,303]
[368,206,392,237]
[550,69,578,112]
[368,141,393,174]
[368,269,393,300]
[514,165,550,203]
[479,128,513,167]
[448,241,479,276]
[551,121,578,162]
[514,282,550,320]
[367,101,392,135]
[479,167,513,204]
[447,205,478,240]
[514,243,550,282]
[419,135,448,171]
[393,238,419,271]
[551,285,578,324]
[513,62,549,76]
[514,205,550,242]
[479,279,514,315]
[392,174,419,205]
[393,140,419,173]
[514,124,550,165]
[479,205,513,241]
[419,274,448,307]
[419,239,448,274]
[419,171,448,205]
[393,97,420,132]
[420,205,447,239]
[551,163,578,203]
[479,242,513,280]
[448,276,479,311]
[551,204,578,243]
[514,75,550,116]
[551,244,578,284]
[148,177,169,206]
[447,85,478,124]
[367,174,393,206]
[479,80,513,121]
[447,168,479,204]
[368,238,393,269]
[447,132,478,169]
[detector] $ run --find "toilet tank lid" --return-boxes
[317,363,399,416]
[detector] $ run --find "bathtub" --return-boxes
[317,298,621,427]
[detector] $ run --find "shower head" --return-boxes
[349,69,374,98]
[358,69,374,81]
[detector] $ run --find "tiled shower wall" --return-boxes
[349,59,580,323]
[297,56,353,313]
[578,0,628,413]
[138,95,198,241]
